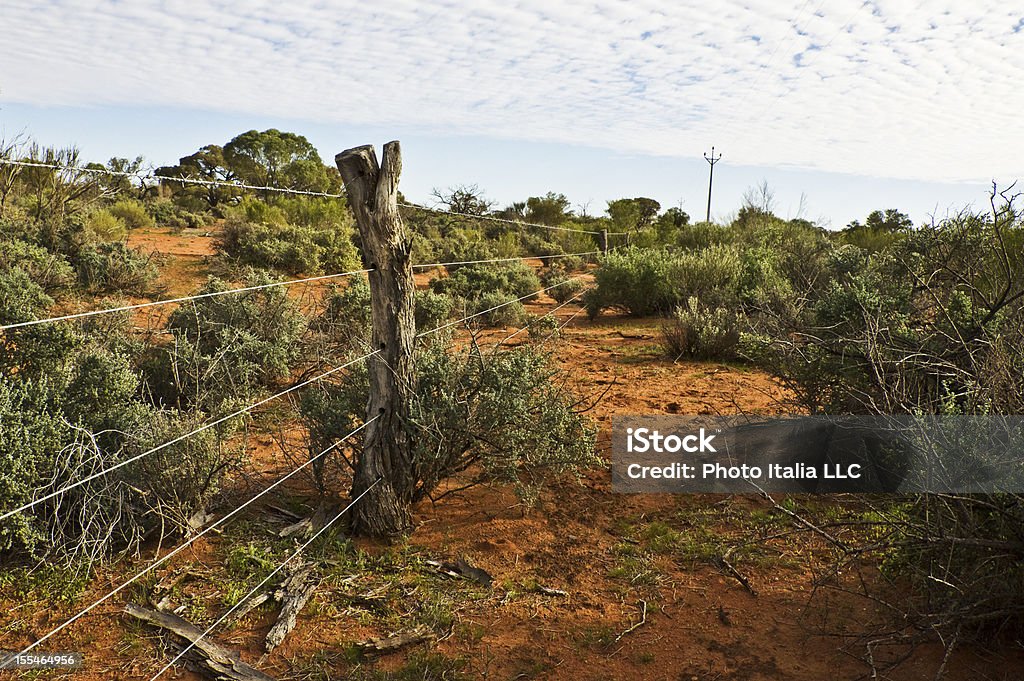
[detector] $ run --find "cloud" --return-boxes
[1,0,1021,182]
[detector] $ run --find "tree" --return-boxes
[158,130,341,210]
[607,197,662,233]
[156,145,239,210]
[223,129,335,193]
[525,192,572,225]
[864,208,913,232]
[100,156,150,199]
[430,183,494,215]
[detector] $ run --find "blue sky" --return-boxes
[2,1,1021,228]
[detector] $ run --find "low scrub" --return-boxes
[149,273,308,412]
[0,238,75,293]
[585,245,742,318]
[73,242,159,295]
[431,262,540,327]
[217,199,360,275]
[1,336,232,563]
[108,199,155,230]
[301,342,597,504]
[661,297,740,361]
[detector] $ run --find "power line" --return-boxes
[1,252,602,331]
[415,275,591,339]
[10,416,378,660]
[0,158,347,199]
[399,202,628,237]
[703,147,722,223]
[495,281,592,346]
[0,268,374,331]
[413,250,601,270]
[147,476,382,681]
[0,349,380,523]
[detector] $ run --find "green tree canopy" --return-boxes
[526,192,572,225]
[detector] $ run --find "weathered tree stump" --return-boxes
[335,142,417,537]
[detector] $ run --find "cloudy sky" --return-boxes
[1,0,1022,226]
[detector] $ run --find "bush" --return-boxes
[415,290,455,332]
[313,280,373,349]
[431,230,497,271]
[527,313,561,340]
[300,341,597,504]
[0,269,81,379]
[661,297,740,361]
[543,270,585,304]
[431,262,541,301]
[474,291,527,327]
[147,198,207,229]
[0,346,233,563]
[153,273,308,412]
[85,209,127,241]
[585,245,742,318]
[0,238,75,293]
[108,199,155,230]
[217,216,359,275]
[74,242,158,294]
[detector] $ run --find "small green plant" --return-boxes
[474,291,527,327]
[85,208,127,241]
[660,297,740,361]
[73,242,158,294]
[108,199,155,230]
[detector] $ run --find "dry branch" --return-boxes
[124,603,275,681]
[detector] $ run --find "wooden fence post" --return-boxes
[335,142,416,537]
[599,229,608,254]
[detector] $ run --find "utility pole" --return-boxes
[703,146,721,224]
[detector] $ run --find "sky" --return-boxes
[1,0,1022,228]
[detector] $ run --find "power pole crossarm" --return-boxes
[703,146,722,224]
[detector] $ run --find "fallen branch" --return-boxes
[615,600,648,642]
[354,625,434,657]
[714,550,758,597]
[265,564,319,652]
[124,603,275,681]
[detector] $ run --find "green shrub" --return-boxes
[661,297,740,361]
[108,199,155,230]
[544,272,585,304]
[0,346,232,562]
[415,290,454,331]
[0,269,81,379]
[147,198,207,229]
[585,246,741,318]
[74,242,158,294]
[474,291,527,327]
[527,313,561,340]
[153,273,308,411]
[314,279,373,348]
[0,238,75,293]
[217,216,359,275]
[431,262,541,302]
[300,341,597,504]
[85,208,127,241]
[431,230,496,271]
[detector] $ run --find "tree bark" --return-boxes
[335,142,417,537]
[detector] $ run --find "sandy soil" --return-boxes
[3,227,1023,681]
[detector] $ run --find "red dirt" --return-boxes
[4,228,1023,681]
